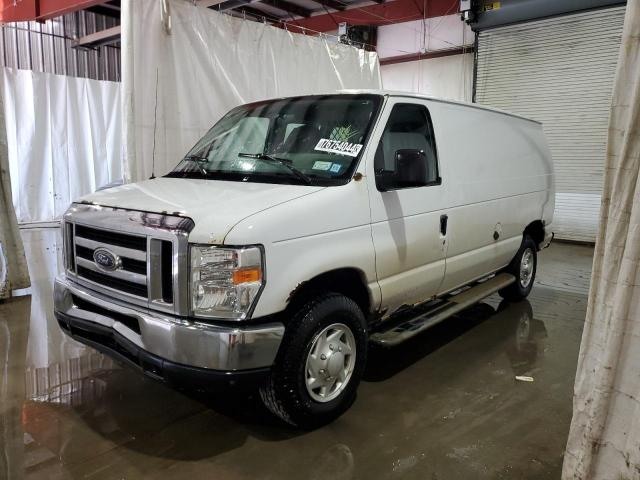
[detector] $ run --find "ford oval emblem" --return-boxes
[93,248,122,272]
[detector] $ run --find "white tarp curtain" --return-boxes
[3,68,122,224]
[380,53,474,102]
[562,1,640,478]
[121,0,382,182]
[0,76,29,299]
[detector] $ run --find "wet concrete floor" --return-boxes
[0,228,594,479]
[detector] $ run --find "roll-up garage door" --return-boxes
[475,7,625,242]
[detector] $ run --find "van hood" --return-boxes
[77,178,324,244]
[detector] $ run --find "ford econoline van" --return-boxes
[54,91,554,428]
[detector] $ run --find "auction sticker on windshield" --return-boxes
[314,138,363,157]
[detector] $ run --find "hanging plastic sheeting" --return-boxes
[3,68,123,224]
[0,73,29,299]
[121,0,382,182]
[562,1,640,478]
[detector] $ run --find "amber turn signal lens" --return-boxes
[232,268,262,284]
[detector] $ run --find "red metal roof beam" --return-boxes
[0,0,111,23]
[285,0,459,34]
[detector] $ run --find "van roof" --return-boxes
[337,89,542,125]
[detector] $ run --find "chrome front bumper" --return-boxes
[54,276,284,372]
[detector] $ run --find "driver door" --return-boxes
[367,99,448,316]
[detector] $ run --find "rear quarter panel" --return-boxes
[424,100,554,293]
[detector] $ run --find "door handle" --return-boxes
[440,214,448,236]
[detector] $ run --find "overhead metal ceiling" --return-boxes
[0,0,459,34]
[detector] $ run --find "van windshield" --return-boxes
[166,94,382,186]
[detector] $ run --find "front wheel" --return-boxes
[259,293,368,429]
[499,236,537,301]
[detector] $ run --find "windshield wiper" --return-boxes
[182,155,209,177]
[238,153,312,185]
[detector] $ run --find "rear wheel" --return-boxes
[499,236,537,301]
[259,293,367,429]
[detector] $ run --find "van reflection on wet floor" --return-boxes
[25,353,116,405]
[504,303,548,377]
[13,227,120,407]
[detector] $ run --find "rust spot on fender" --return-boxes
[287,281,308,304]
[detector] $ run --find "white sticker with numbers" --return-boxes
[314,138,363,157]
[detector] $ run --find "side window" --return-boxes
[374,103,439,191]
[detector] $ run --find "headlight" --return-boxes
[190,245,264,320]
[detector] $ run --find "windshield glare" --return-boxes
[167,94,382,186]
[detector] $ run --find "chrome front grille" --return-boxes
[73,225,149,298]
[63,204,194,315]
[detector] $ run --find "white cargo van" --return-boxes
[54,91,554,428]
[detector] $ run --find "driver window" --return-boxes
[375,103,439,191]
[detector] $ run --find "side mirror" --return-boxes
[394,149,427,187]
[375,169,395,192]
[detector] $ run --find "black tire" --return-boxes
[259,293,368,429]
[499,235,537,302]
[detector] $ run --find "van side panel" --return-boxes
[440,190,550,293]
[425,101,554,294]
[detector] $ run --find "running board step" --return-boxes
[369,273,516,347]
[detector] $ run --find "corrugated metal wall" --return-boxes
[475,7,625,242]
[0,10,120,82]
